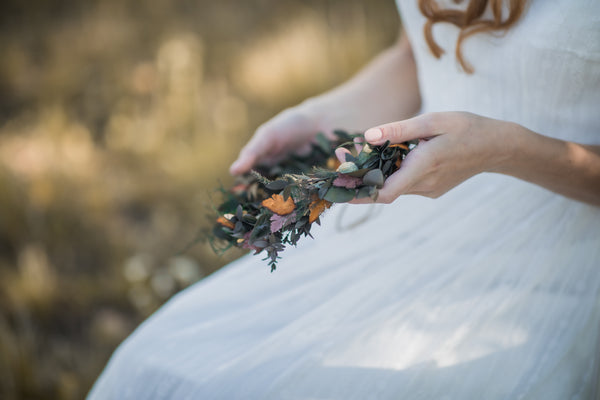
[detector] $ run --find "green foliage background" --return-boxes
[0,0,399,398]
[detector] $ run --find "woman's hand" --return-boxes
[229,103,325,175]
[347,112,600,205]
[347,112,512,203]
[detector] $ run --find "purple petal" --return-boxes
[333,174,362,189]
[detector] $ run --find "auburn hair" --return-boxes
[418,0,527,73]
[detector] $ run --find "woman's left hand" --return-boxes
[348,112,512,203]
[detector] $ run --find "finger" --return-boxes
[375,150,428,199]
[348,161,424,204]
[229,151,257,175]
[229,134,265,174]
[364,113,442,145]
[229,127,274,175]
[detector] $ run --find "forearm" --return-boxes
[492,124,600,206]
[300,32,421,132]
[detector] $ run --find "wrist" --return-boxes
[484,120,528,175]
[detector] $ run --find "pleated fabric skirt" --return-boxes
[88,172,600,400]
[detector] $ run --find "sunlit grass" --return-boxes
[0,0,399,398]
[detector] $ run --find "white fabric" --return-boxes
[88,1,600,399]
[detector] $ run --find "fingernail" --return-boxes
[365,128,383,142]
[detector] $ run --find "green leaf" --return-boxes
[282,185,292,200]
[364,159,379,170]
[346,168,370,178]
[369,186,379,201]
[212,225,231,240]
[295,218,307,229]
[218,198,238,214]
[313,168,337,179]
[363,169,384,188]
[356,186,372,199]
[356,150,372,166]
[266,180,288,191]
[315,132,331,154]
[382,160,393,175]
[323,186,356,203]
[318,183,330,199]
[242,214,257,225]
[252,240,269,248]
[333,129,353,142]
[344,153,358,163]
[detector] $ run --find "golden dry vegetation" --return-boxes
[0,0,399,398]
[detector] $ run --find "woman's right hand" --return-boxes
[229,103,324,175]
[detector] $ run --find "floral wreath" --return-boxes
[211,130,415,271]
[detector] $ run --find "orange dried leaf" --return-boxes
[216,216,235,229]
[261,194,296,215]
[389,143,409,150]
[308,199,332,223]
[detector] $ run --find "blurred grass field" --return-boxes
[0,0,399,398]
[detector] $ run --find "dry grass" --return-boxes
[0,0,399,398]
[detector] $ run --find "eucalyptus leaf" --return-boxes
[323,186,356,203]
[266,180,288,191]
[364,158,379,169]
[337,162,358,174]
[315,132,331,154]
[382,160,393,175]
[251,240,269,248]
[344,153,358,163]
[318,184,329,199]
[347,168,370,178]
[363,169,385,188]
[357,151,372,166]
[369,186,379,201]
[242,214,257,225]
[356,186,372,199]
[234,221,244,232]
[282,185,292,200]
[313,169,337,179]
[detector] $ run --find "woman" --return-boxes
[89,0,600,398]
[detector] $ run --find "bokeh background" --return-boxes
[0,0,399,398]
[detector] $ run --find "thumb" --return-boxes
[364,114,440,145]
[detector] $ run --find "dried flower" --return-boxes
[216,215,235,229]
[337,161,359,174]
[332,174,362,189]
[308,199,332,223]
[209,131,414,271]
[261,194,296,215]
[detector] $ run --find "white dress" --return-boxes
[88,1,600,399]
